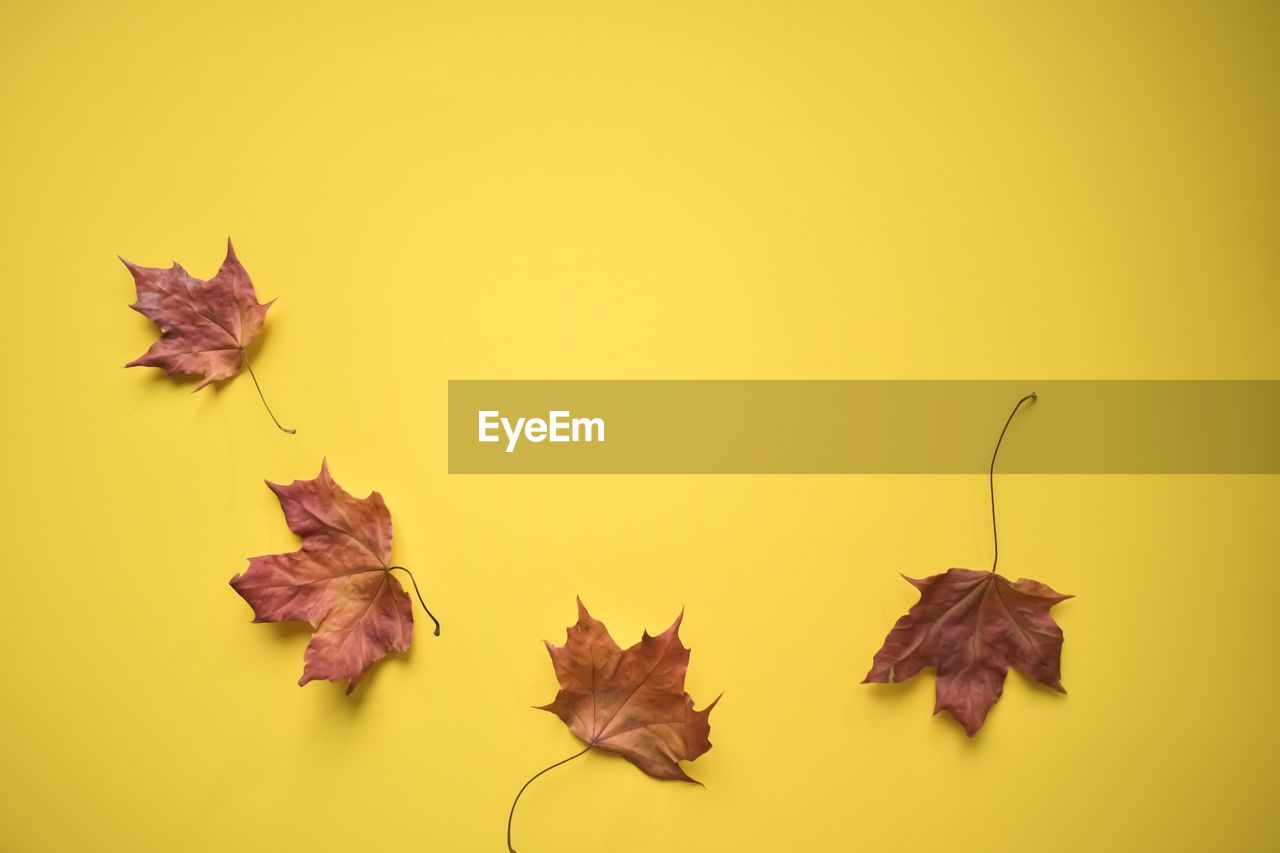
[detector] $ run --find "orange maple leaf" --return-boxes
[507,600,719,851]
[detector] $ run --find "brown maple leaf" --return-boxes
[507,600,719,852]
[863,568,1071,735]
[540,598,719,780]
[864,393,1072,735]
[229,460,438,693]
[123,239,293,432]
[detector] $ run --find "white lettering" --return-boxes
[572,416,605,442]
[549,410,571,442]
[478,410,500,443]
[479,410,606,452]
[502,416,526,453]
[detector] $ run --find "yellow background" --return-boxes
[2,1,1278,851]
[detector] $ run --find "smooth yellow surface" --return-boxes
[2,2,1278,851]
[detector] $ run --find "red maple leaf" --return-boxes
[229,461,438,693]
[508,600,719,851]
[863,392,1072,735]
[123,239,293,432]
[863,568,1071,735]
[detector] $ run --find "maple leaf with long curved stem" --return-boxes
[507,599,719,852]
[229,460,439,693]
[863,392,1073,735]
[122,239,294,433]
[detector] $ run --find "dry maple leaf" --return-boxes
[540,598,719,779]
[507,599,720,852]
[229,460,438,693]
[123,239,293,432]
[863,568,1071,735]
[863,392,1073,735]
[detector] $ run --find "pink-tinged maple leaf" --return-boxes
[229,460,438,693]
[123,239,293,432]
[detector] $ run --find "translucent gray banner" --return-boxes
[448,381,1280,474]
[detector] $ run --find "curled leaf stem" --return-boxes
[242,355,295,434]
[507,746,591,853]
[989,392,1037,575]
[388,566,441,636]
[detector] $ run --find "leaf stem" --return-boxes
[387,566,441,636]
[242,355,296,434]
[507,746,591,853]
[990,392,1037,575]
